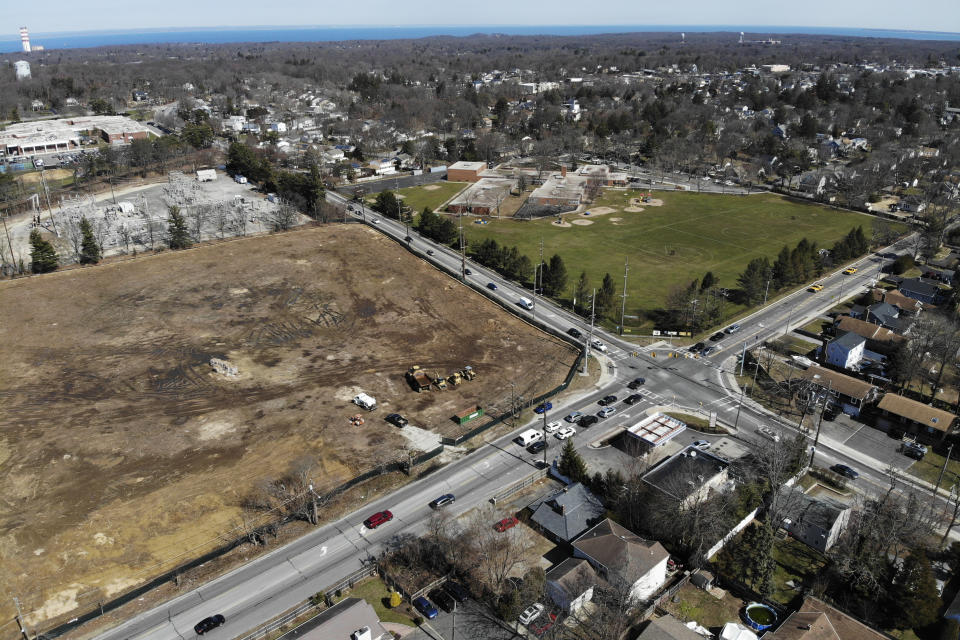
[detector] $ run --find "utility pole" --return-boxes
[458,210,466,281]
[931,444,954,520]
[2,214,17,274]
[542,404,550,467]
[582,289,596,375]
[763,277,771,306]
[13,597,30,640]
[811,379,833,462]
[38,169,58,236]
[533,236,543,317]
[619,257,629,336]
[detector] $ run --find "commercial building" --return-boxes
[446,177,515,215]
[643,446,730,508]
[0,116,153,157]
[447,160,486,182]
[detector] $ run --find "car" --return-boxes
[590,339,608,352]
[701,346,717,357]
[567,327,583,339]
[903,445,925,460]
[758,426,781,442]
[545,420,563,433]
[565,411,583,423]
[624,393,642,405]
[627,377,646,389]
[530,612,558,637]
[710,332,725,342]
[725,324,741,334]
[692,440,710,449]
[385,413,408,428]
[494,516,520,532]
[598,406,616,418]
[556,426,576,440]
[598,395,618,406]
[429,493,455,509]
[404,235,412,242]
[843,267,858,274]
[444,580,471,603]
[430,588,456,613]
[822,409,837,421]
[194,615,226,635]
[808,283,824,292]
[363,510,394,529]
[690,342,706,353]
[519,603,545,625]
[578,415,599,428]
[534,401,553,414]
[413,596,439,620]
[487,282,498,290]
[528,440,547,454]
[426,249,435,255]
[831,464,859,480]
[370,218,380,224]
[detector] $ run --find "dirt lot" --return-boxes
[0,224,576,628]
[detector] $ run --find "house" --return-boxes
[545,557,598,615]
[528,482,606,543]
[367,158,396,176]
[778,487,851,552]
[573,519,670,602]
[899,196,927,213]
[869,287,925,315]
[643,446,730,508]
[922,267,956,285]
[283,597,391,640]
[446,160,486,182]
[864,302,902,330]
[798,366,879,417]
[798,174,826,195]
[637,614,705,640]
[773,123,789,139]
[899,277,946,305]
[834,316,907,354]
[765,596,887,640]
[875,393,958,442]
[824,332,865,370]
[268,122,287,133]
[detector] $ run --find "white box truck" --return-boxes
[515,429,543,447]
[518,297,534,310]
[353,393,377,411]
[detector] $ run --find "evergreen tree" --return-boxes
[738,257,771,305]
[595,273,616,317]
[700,271,716,291]
[773,244,793,287]
[79,217,101,264]
[573,270,590,315]
[29,228,58,273]
[888,550,940,629]
[558,439,589,483]
[167,205,192,249]
[374,191,403,219]
[543,254,568,297]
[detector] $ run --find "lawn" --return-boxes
[396,181,468,214]
[905,450,960,487]
[663,583,746,628]
[770,536,828,604]
[462,190,885,331]
[344,576,417,626]
[800,319,828,336]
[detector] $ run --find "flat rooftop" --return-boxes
[625,412,686,447]
[643,446,729,500]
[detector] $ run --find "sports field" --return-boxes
[462,190,887,327]
[395,181,468,213]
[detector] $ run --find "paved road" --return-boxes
[89,193,939,640]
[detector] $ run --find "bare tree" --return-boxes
[463,506,531,597]
[230,204,248,236]
[269,201,298,231]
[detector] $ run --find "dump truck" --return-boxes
[448,371,463,386]
[432,371,448,390]
[405,366,432,392]
[461,366,476,381]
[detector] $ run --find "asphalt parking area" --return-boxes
[839,423,914,470]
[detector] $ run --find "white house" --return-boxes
[573,519,669,602]
[222,115,247,132]
[545,557,597,615]
[825,332,866,370]
[269,122,287,133]
[367,158,396,175]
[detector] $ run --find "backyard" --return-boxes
[461,190,889,331]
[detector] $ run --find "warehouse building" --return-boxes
[447,160,486,182]
[0,115,153,157]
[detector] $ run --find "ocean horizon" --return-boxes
[2,24,959,54]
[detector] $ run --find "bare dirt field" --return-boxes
[0,224,576,629]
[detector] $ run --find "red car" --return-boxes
[364,510,393,529]
[494,516,519,532]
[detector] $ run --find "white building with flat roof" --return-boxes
[625,412,687,449]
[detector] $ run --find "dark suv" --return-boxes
[567,327,583,339]
[627,377,646,390]
[598,395,618,406]
[578,415,600,428]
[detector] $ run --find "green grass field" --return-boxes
[462,190,884,330]
[395,181,468,214]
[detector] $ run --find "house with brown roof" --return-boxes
[545,557,598,615]
[764,596,887,640]
[869,288,926,315]
[572,518,670,602]
[799,366,879,417]
[834,316,906,355]
[875,393,958,442]
[637,614,705,640]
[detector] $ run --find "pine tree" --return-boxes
[79,217,101,264]
[558,439,589,483]
[167,205,192,249]
[889,550,941,629]
[543,254,568,297]
[700,271,716,291]
[573,270,590,315]
[595,273,616,317]
[29,229,58,273]
[738,257,770,305]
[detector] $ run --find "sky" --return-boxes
[5,0,959,34]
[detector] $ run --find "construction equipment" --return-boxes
[448,371,463,386]
[405,366,432,392]
[432,371,448,390]
[461,366,476,381]
[455,405,483,425]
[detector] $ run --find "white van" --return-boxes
[515,429,544,447]
[518,297,534,310]
[353,393,377,411]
